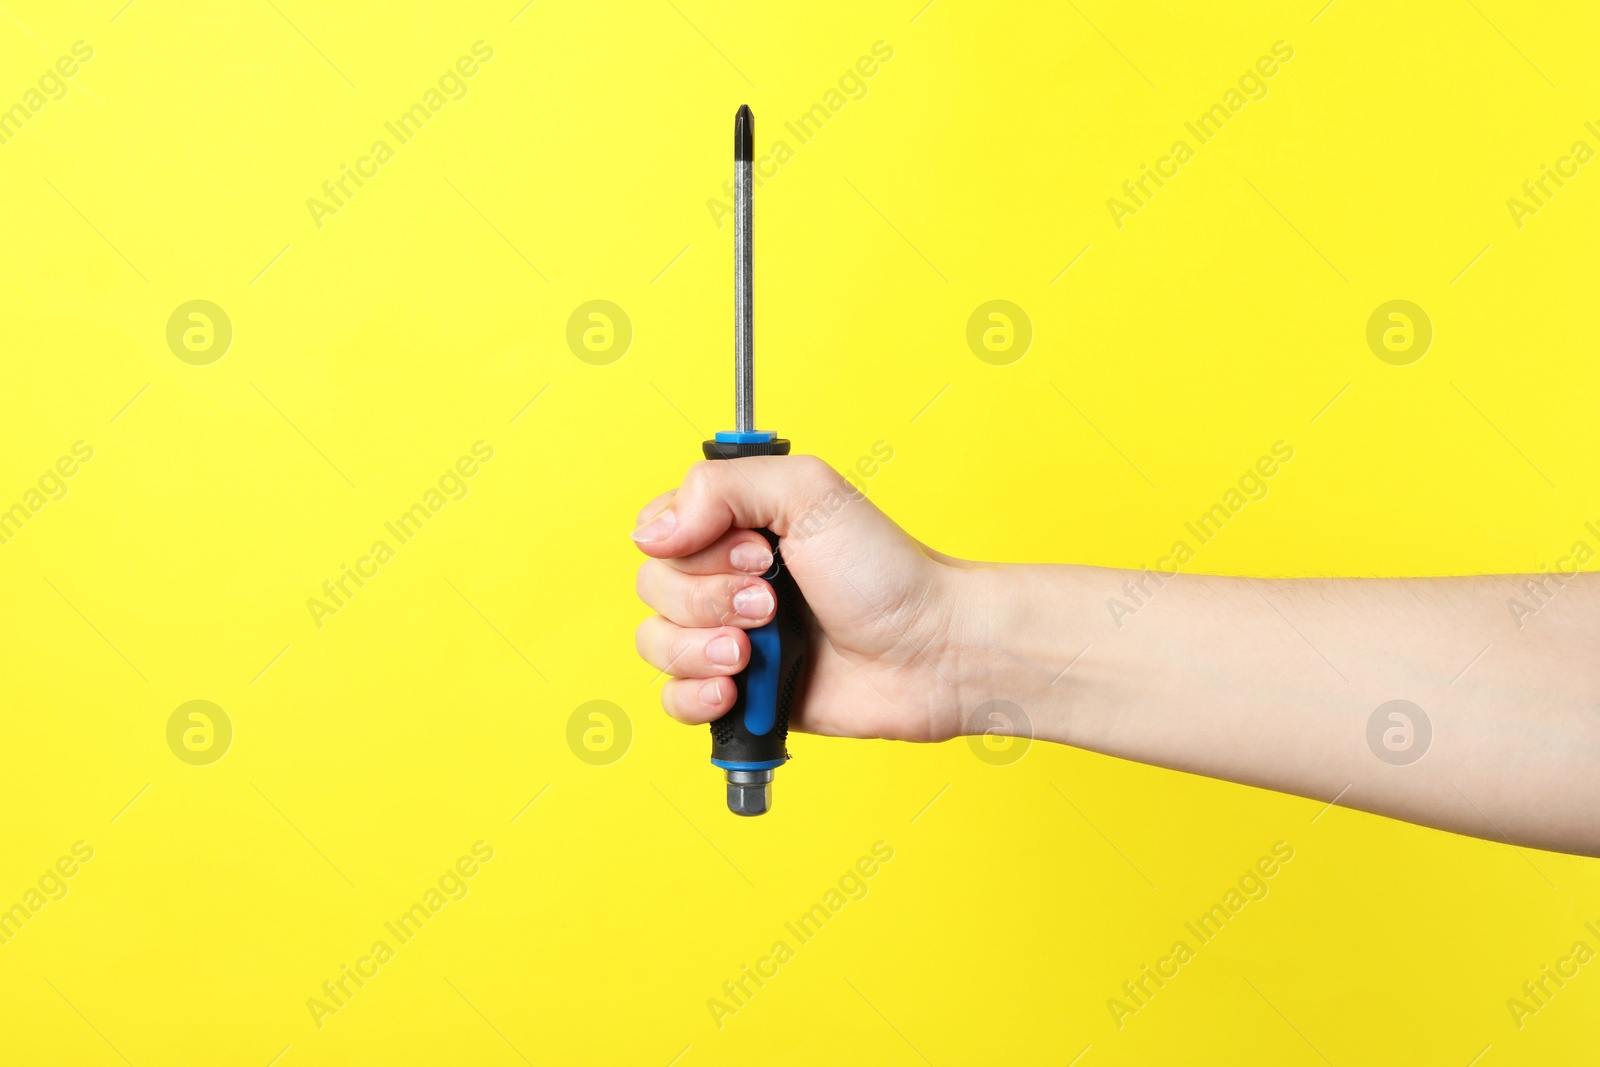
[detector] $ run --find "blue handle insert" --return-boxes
[741,618,781,736]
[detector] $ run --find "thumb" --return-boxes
[630,455,856,559]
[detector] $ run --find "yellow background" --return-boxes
[2,0,1598,1062]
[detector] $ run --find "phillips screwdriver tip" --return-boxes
[735,104,753,162]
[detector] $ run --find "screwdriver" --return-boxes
[702,104,809,816]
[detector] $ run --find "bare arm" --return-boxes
[631,456,1600,857]
[961,565,1600,857]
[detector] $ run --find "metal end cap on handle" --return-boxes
[725,769,774,816]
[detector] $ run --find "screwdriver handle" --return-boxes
[702,438,807,786]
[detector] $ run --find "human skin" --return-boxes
[631,456,1600,858]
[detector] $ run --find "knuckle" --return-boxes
[792,454,838,489]
[693,579,730,624]
[667,632,692,671]
[682,460,720,495]
[782,455,855,540]
[669,681,702,721]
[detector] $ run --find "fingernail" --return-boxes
[630,509,677,543]
[732,584,774,619]
[700,679,723,705]
[729,542,773,573]
[706,635,740,665]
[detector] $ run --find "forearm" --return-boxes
[953,564,1600,856]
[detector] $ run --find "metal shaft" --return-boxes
[734,105,754,433]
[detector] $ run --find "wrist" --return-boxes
[940,562,1100,746]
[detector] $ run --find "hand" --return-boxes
[631,455,969,742]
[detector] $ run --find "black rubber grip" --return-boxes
[701,439,807,770]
